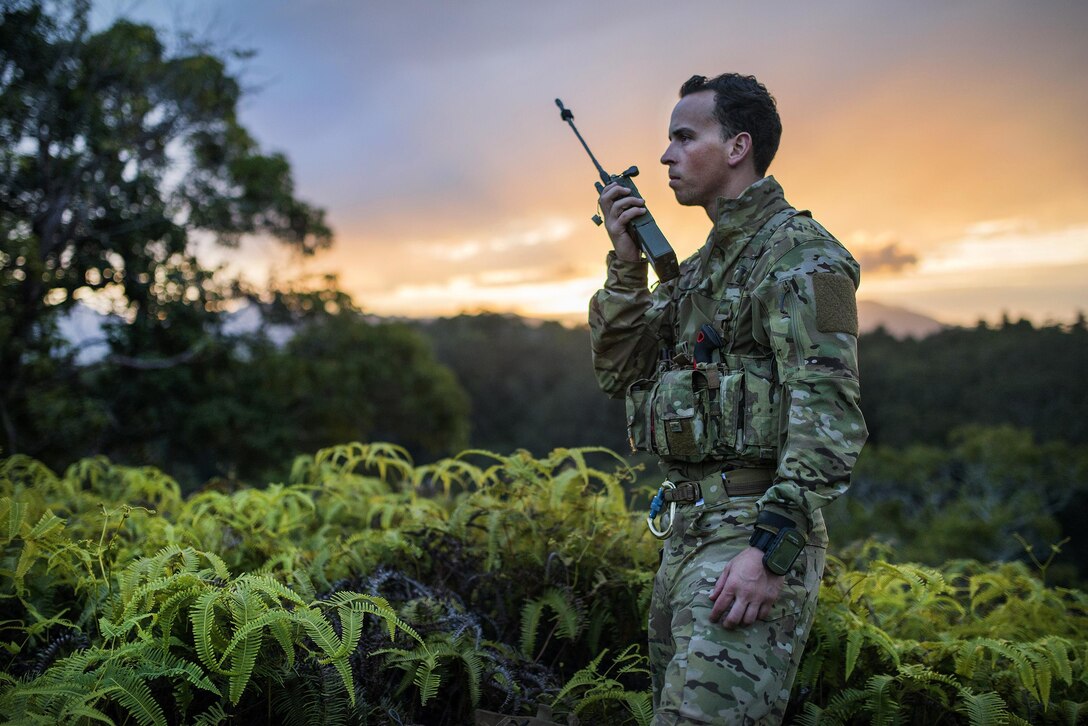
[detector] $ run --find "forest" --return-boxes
[2,2,1086,724]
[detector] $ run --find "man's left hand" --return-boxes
[708,546,784,628]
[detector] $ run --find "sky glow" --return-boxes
[93,0,1088,326]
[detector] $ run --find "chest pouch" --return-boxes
[625,358,778,463]
[624,366,737,462]
[652,368,715,460]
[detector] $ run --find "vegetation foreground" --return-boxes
[0,445,1085,725]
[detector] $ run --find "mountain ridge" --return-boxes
[56,299,946,359]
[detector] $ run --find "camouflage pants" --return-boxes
[648,497,826,725]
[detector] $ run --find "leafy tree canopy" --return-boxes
[0,0,330,453]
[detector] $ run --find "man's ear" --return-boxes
[727,131,753,168]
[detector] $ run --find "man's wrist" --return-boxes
[749,511,806,576]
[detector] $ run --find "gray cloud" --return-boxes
[856,243,918,274]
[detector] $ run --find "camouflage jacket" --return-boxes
[589,176,867,539]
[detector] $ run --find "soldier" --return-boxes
[589,73,868,724]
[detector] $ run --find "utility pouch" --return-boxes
[738,358,779,458]
[625,379,655,452]
[652,368,715,459]
[626,359,781,462]
[626,369,716,461]
[714,369,744,452]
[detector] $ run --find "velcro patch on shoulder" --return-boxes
[813,273,859,335]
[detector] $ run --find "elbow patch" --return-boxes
[813,273,859,336]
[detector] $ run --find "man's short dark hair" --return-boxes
[680,73,782,176]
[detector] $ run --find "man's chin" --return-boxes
[673,192,699,207]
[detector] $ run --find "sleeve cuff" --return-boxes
[756,501,811,541]
[605,250,649,290]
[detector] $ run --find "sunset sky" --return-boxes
[95,0,1088,326]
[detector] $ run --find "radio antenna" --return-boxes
[555,98,610,186]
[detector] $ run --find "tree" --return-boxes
[77,286,471,489]
[0,0,331,457]
[414,314,628,456]
[274,309,471,464]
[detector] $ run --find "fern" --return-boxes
[190,702,229,725]
[551,646,651,725]
[4,448,1086,725]
[412,646,441,706]
[519,587,584,659]
[375,642,442,706]
[102,671,168,726]
[863,674,899,726]
[226,588,266,704]
[957,689,1012,726]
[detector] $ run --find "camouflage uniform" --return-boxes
[589,176,867,724]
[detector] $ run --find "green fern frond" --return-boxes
[842,620,900,680]
[1035,636,1074,686]
[1057,700,1086,726]
[235,573,309,609]
[955,638,1039,699]
[131,649,220,697]
[956,689,1011,726]
[863,674,899,726]
[1,454,60,491]
[319,591,420,646]
[312,442,414,486]
[191,703,229,725]
[411,645,441,706]
[190,589,224,674]
[518,587,585,659]
[520,597,544,657]
[201,551,231,581]
[26,509,65,540]
[14,541,40,595]
[98,612,153,640]
[845,627,863,680]
[225,589,267,704]
[102,672,167,726]
[457,645,483,707]
[894,663,959,709]
[61,703,115,724]
[621,689,654,726]
[823,687,868,721]
[121,572,203,622]
[1,496,27,542]
[413,457,485,496]
[552,648,610,705]
[267,615,297,669]
[792,702,827,726]
[613,643,649,677]
[155,584,206,649]
[573,688,653,726]
[1025,647,1054,706]
[293,608,357,707]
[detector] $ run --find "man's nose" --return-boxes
[660,144,675,165]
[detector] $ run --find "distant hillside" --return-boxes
[547,300,946,339]
[858,300,945,338]
[56,299,949,371]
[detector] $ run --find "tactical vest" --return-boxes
[625,208,813,464]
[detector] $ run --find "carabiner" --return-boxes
[647,480,677,540]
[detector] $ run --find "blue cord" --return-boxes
[649,486,664,520]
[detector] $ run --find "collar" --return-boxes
[711,175,791,249]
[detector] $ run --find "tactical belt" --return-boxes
[660,467,776,506]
